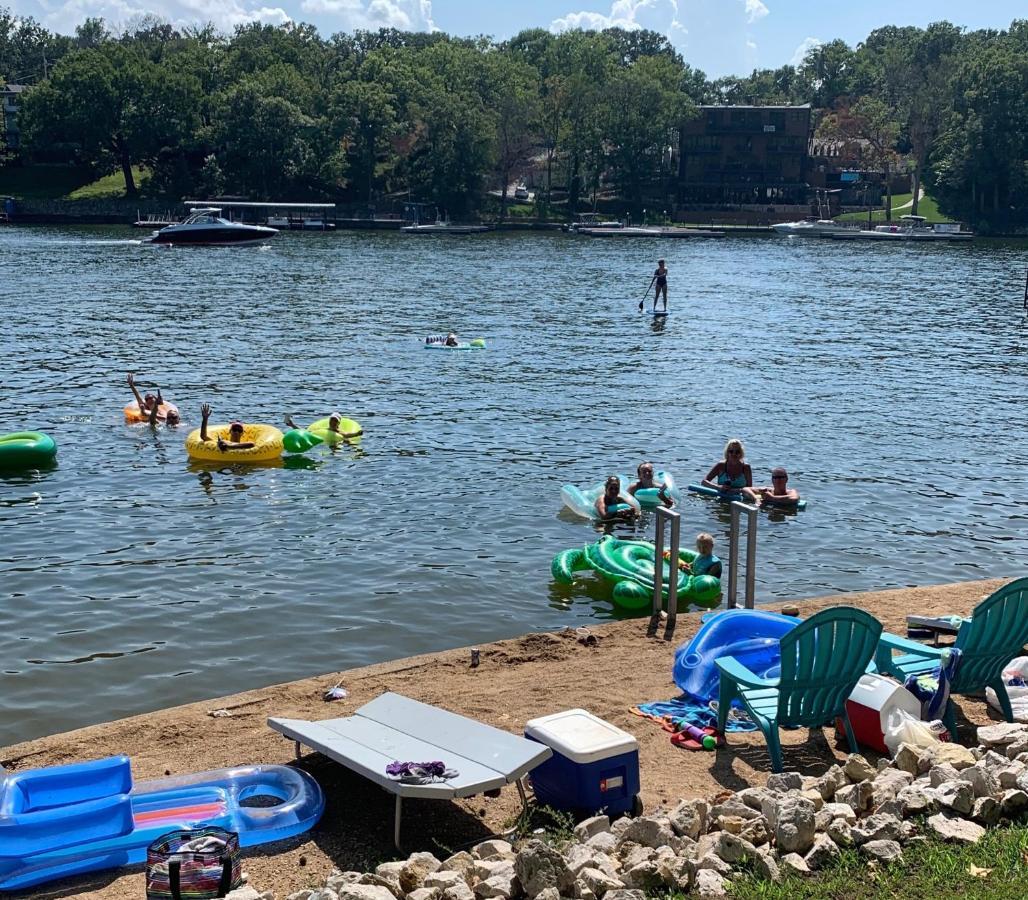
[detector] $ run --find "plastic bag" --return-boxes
[883,708,943,756]
[986,656,1028,722]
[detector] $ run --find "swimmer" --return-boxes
[627,462,672,507]
[127,372,180,424]
[686,533,722,578]
[595,475,637,520]
[754,467,801,507]
[200,403,255,452]
[701,438,753,497]
[285,412,362,439]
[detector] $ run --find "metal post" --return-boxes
[728,501,759,609]
[667,511,681,630]
[652,508,667,617]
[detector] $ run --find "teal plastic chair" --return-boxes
[716,607,883,772]
[876,577,1028,737]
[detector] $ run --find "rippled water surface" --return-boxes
[3,226,1027,744]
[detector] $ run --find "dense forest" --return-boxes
[1,9,1026,226]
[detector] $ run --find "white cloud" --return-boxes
[26,0,290,33]
[299,0,433,30]
[790,36,821,67]
[551,0,683,37]
[743,0,767,24]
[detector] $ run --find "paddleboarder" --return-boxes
[640,259,668,313]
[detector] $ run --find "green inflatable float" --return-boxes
[552,536,721,611]
[0,431,57,471]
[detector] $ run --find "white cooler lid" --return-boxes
[525,709,638,764]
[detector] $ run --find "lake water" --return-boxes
[2,226,1027,745]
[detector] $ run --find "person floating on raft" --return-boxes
[425,332,460,346]
[700,438,755,500]
[627,462,673,508]
[126,372,179,425]
[200,403,254,452]
[752,466,801,507]
[595,475,638,521]
[285,413,362,442]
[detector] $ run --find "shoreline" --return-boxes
[1,576,1010,899]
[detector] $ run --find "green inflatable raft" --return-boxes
[552,536,721,611]
[0,431,58,471]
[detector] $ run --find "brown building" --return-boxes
[677,105,811,207]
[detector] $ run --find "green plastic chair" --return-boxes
[876,577,1028,737]
[716,607,883,773]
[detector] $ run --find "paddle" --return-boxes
[638,276,656,312]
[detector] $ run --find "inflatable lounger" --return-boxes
[0,758,324,891]
[269,691,552,848]
[686,483,807,511]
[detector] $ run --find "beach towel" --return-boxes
[634,695,757,734]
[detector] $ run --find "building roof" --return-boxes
[699,104,811,110]
[2,84,28,94]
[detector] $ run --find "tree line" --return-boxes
[2,10,1026,227]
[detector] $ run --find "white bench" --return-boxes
[269,692,552,847]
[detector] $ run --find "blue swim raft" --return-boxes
[686,483,807,511]
[0,755,324,891]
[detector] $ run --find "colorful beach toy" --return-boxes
[0,755,324,891]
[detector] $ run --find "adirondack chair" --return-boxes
[716,607,883,772]
[876,577,1028,738]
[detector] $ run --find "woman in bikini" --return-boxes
[652,259,668,312]
[701,438,754,499]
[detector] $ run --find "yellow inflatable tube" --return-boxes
[308,417,362,445]
[185,423,284,463]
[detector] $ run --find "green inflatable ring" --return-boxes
[308,416,363,445]
[0,431,58,471]
[552,536,721,611]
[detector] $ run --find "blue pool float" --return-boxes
[0,755,324,891]
[673,609,802,704]
[686,482,807,511]
[562,470,680,520]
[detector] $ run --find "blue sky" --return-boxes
[12,0,1027,77]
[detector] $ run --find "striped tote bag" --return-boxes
[146,827,242,899]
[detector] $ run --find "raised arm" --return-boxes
[127,372,145,411]
[200,403,212,442]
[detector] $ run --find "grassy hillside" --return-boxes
[837,192,954,223]
[0,164,150,200]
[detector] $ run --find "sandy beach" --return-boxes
[1,577,1011,900]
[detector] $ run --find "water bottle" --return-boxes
[928,720,950,743]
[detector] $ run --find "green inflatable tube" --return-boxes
[551,536,721,611]
[308,417,363,445]
[282,428,324,455]
[0,432,57,471]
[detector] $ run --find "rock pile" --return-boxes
[237,722,1028,900]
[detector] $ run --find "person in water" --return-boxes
[650,259,668,312]
[445,331,459,346]
[127,372,180,425]
[701,438,753,497]
[753,466,802,507]
[628,462,672,507]
[686,533,722,578]
[595,475,636,520]
[285,412,362,439]
[200,403,254,452]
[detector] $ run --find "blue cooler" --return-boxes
[524,709,641,816]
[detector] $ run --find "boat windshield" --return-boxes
[182,208,228,225]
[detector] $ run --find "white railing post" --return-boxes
[728,501,759,609]
[652,506,681,626]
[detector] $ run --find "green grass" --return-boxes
[716,822,1028,899]
[66,166,149,199]
[837,191,954,224]
[0,164,150,200]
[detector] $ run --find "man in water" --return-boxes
[754,467,801,507]
[199,403,255,451]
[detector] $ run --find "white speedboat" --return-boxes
[829,215,973,242]
[566,213,624,233]
[400,217,491,235]
[577,226,663,237]
[771,218,854,237]
[148,208,277,246]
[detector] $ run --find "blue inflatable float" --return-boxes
[673,609,802,704]
[0,755,324,891]
[686,483,807,511]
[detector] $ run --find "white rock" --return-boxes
[585,833,616,854]
[814,765,847,801]
[441,883,475,900]
[619,861,660,892]
[893,743,924,776]
[400,855,443,895]
[654,856,692,892]
[927,813,986,844]
[617,817,681,851]
[958,765,1000,799]
[577,868,623,898]
[1001,788,1028,815]
[601,892,644,900]
[225,888,265,900]
[826,818,853,848]
[927,743,976,770]
[977,722,1028,748]
[860,840,903,864]
[694,869,727,897]
[668,799,707,840]
[336,887,397,900]
[822,802,857,824]
[771,796,816,854]
[804,833,841,871]
[929,763,961,787]
[694,853,731,876]
[474,842,514,861]
[931,781,974,815]
[844,754,876,783]
[766,772,803,792]
[407,890,439,900]
[835,780,873,813]
[851,813,902,846]
[474,860,515,882]
[752,849,780,883]
[972,796,1000,826]
[896,785,937,816]
[574,816,611,843]
[473,876,516,900]
[779,853,809,876]
[712,831,755,864]
[442,854,476,884]
[871,769,914,806]
[423,873,465,891]
[514,841,575,898]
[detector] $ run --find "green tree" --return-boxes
[483,52,540,220]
